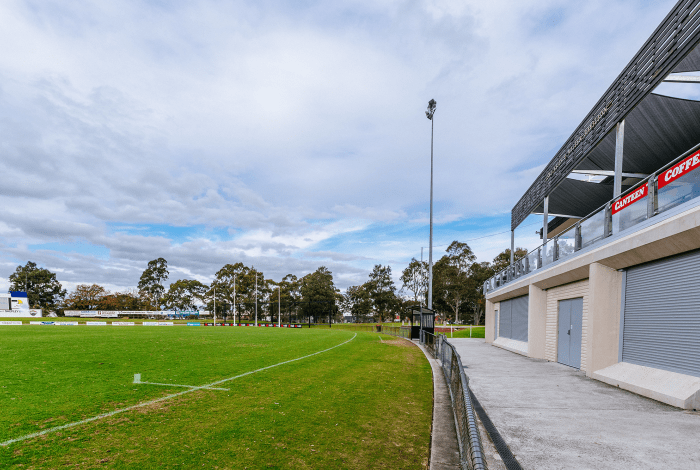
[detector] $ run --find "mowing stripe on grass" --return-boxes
[1,333,357,447]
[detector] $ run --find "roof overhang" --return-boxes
[511,0,700,230]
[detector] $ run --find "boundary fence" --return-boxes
[331,324,412,338]
[421,331,488,470]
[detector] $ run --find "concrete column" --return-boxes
[485,298,496,343]
[586,263,623,376]
[527,284,548,359]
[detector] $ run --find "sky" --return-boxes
[0,0,682,294]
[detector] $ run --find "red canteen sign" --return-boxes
[659,150,700,189]
[612,184,648,214]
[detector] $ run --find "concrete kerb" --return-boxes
[413,340,461,470]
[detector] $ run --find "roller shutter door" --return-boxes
[499,295,528,342]
[499,301,511,339]
[623,250,700,378]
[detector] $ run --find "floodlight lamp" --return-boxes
[426,99,436,120]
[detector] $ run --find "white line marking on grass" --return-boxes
[135,373,230,390]
[140,381,230,391]
[1,333,357,447]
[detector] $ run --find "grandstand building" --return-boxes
[484,0,700,410]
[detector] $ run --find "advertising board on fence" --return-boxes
[187,322,201,326]
[0,321,22,325]
[54,321,79,326]
[112,322,135,326]
[659,149,700,188]
[143,322,174,326]
[612,183,648,214]
[30,321,55,325]
[86,321,107,326]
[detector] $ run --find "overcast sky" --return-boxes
[0,0,680,293]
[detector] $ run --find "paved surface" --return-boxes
[450,338,700,470]
[415,341,460,469]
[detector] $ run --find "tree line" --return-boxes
[342,241,525,325]
[8,241,524,323]
[7,259,342,322]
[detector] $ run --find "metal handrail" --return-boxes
[485,141,700,294]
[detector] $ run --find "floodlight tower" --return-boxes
[425,99,436,310]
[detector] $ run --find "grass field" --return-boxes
[437,326,485,339]
[0,327,431,469]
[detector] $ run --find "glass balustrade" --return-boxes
[556,228,576,260]
[527,249,540,272]
[485,146,700,294]
[580,208,606,249]
[657,166,700,214]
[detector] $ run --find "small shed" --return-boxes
[408,305,435,340]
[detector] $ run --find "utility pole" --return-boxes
[425,99,437,310]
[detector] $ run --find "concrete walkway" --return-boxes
[450,338,700,469]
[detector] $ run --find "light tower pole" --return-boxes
[425,99,436,310]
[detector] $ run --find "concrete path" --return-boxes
[450,338,700,470]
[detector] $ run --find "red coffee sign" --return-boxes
[658,150,700,189]
[612,183,648,214]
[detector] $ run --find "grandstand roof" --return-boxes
[512,0,700,230]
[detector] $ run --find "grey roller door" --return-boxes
[623,250,700,378]
[494,310,499,339]
[511,295,529,342]
[499,295,528,342]
[499,302,511,339]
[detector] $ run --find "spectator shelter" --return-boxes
[484,0,700,410]
[408,305,434,340]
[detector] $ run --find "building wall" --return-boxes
[544,280,590,370]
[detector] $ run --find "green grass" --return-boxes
[440,326,485,338]
[0,327,431,469]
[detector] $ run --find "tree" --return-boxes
[8,261,65,311]
[300,267,339,323]
[467,262,493,325]
[344,284,372,323]
[278,274,300,323]
[366,264,397,322]
[400,258,428,308]
[163,279,208,311]
[63,284,108,310]
[100,289,143,311]
[491,247,528,274]
[432,241,477,324]
[137,258,169,310]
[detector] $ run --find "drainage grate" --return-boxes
[469,389,522,470]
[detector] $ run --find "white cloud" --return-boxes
[0,0,680,291]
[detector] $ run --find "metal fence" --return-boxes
[381,325,411,339]
[420,329,437,357]
[421,332,488,470]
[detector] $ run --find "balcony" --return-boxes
[484,143,700,295]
